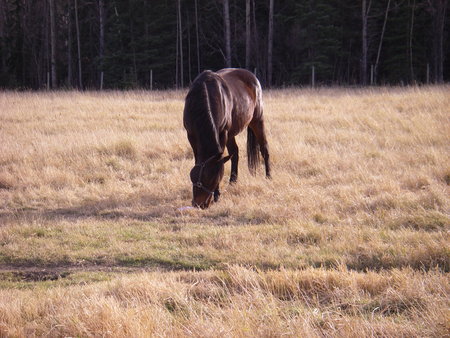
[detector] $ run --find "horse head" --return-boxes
[190,153,231,209]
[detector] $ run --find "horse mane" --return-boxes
[184,71,222,155]
[202,82,220,147]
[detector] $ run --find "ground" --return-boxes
[0,87,448,336]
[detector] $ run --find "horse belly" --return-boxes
[228,100,255,137]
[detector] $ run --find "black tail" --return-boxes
[247,127,260,175]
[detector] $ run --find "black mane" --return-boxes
[183,71,224,160]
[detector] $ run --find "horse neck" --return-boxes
[198,82,225,159]
[196,131,223,164]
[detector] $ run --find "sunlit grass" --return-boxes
[0,86,448,336]
[0,266,448,337]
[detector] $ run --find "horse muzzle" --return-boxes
[192,192,214,209]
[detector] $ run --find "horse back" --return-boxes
[216,68,262,136]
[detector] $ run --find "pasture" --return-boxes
[0,87,449,336]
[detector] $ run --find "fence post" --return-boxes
[370,64,374,85]
[150,69,153,90]
[311,66,315,88]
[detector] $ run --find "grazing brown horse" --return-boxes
[183,68,271,209]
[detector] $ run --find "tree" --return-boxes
[49,0,57,88]
[195,0,200,73]
[427,0,448,83]
[74,0,82,89]
[0,0,448,89]
[374,0,391,84]
[245,0,251,70]
[67,0,73,87]
[267,0,274,86]
[409,0,416,82]
[179,0,183,87]
[223,0,231,67]
[361,0,370,85]
[98,0,105,89]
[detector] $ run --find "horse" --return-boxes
[183,68,271,209]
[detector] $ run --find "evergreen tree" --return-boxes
[0,0,448,88]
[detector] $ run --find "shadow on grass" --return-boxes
[0,192,276,228]
[0,193,179,224]
[0,256,216,273]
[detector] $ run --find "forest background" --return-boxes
[0,0,448,90]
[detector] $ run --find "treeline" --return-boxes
[0,0,448,89]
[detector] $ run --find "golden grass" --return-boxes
[0,266,448,337]
[0,86,449,336]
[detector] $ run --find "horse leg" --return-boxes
[226,136,239,183]
[214,188,221,202]
[249,119,271,178]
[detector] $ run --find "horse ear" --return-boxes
[211,153,223,162]
[219,154,232,164]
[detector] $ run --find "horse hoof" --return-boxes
[230,174,237,184]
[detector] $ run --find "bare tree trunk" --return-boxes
[252,0,259,75]
[436,0,447,83]
[175,0,179,89]
[245,0,251,70]
[374,0,390,84]
[438,1,447,83]
[67,0,73,87]
[361,0,369,85]
[98,0,104,89]
[0,0,7,80]
[194,0,200,74]
[223,0,231,67]
[409,0,415,82]
[178,0,183,87]
[267,0,274,87]
[74,0,82,89]
[45,0,50,88]
[144,1,149,87]
[49,0,57,88]
[428,0,447,83]
[186,8,192,84]
[129,2,137,86]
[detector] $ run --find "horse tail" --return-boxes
[247,127,260,175]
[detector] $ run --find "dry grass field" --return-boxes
[0,86,449,337]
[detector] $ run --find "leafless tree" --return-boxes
[245,0,251,70]
[374,0,391,83]
[49,0,57,88]
[223,0,231,67]
[427,0,448,83]
[195,0,200,73]
[74,0,82,89]
[178,0,183,87]
[98,0,105,89]
[267,0,274,86]
[67,0,73,87]
[409,0,416,82]
[361,0,371,85]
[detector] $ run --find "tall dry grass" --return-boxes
[0,86,449,336]
[0,266,448,337]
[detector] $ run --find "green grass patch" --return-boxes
[0,270,113,289]
[0,219,448,272]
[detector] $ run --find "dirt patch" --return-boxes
[11,270,71,282]
[0,264,166,283]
